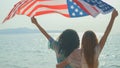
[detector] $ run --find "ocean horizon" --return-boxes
[0,28,64,35]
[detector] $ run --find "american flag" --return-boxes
[2,0,113,23]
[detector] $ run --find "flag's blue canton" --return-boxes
[67,0,88,18]
[83,0,114,13]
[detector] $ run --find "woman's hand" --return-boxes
[31,16,38,25]
[112,9,118,18]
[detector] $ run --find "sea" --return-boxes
[0,33,120,68]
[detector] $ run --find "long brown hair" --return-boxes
[82,30,98,68]
[58,29,80,58]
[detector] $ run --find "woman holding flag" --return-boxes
[56,9,118,68]
[31,17,80,68]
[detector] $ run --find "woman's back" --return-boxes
[66,44,101,68]
[81,45,100,68]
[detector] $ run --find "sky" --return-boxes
[0,0,120,34]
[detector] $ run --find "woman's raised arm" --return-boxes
[31,17,51,40]
[99,9,118,50]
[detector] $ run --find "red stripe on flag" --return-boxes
[92,6,99,12]
[34,10,70,17]
[36,4,68,9]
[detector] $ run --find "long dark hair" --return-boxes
[82,30,98,68]
[58,29,80,58]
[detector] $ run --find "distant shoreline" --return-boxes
[0,28,62,34]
